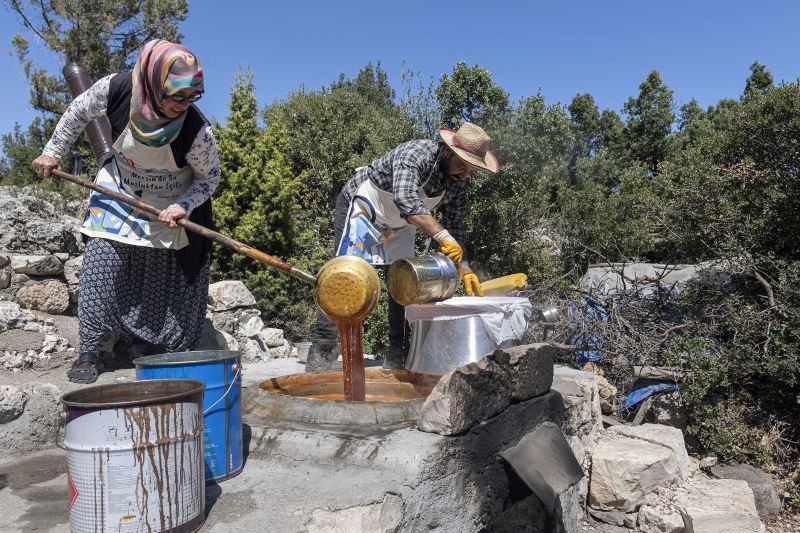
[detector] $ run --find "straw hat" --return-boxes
[439,122,500,174]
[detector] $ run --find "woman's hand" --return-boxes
[158,205,187,228]
[31,154,61,178]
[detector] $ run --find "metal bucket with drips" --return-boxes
[61,380,206,533]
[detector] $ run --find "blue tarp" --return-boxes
[622,379,680,409]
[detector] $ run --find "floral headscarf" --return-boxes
[129,39,204,147]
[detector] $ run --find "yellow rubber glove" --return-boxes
[462,270,484,297]
[438,238,463,265]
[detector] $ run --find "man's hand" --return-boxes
[439,238,463,265]
[434,229,463,264]
[461,270,484,297]
[159,205,187,228]
[31,154,61,178]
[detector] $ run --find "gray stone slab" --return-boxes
[709,463,781,517]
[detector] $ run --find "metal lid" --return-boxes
[61,379,205,408]
[133,350,240,367]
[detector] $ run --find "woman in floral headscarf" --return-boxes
[32,40,220,383]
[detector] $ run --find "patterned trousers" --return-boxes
[78,237,210,356]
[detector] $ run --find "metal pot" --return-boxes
[405,316,521,374]
[404,301,560,375]
[315,255,381,322]
[387,254,459,306]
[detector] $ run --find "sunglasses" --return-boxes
[165,92,203,103]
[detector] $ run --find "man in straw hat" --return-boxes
[307,122,500,371]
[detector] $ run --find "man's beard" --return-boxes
[439,155,461,183]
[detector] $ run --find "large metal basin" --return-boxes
[405,316,520,375]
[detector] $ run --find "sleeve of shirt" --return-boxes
[392,154,430,218]
[42,74,114,160]
[440,181,468,244]
[173,124,221,213]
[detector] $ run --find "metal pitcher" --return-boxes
[387,254,459,306]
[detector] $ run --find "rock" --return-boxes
[589,432,680,512]
[552,367,603,461]
[16,280,70,314]
[54,252,69,261]
[237,309,264,337]
[0,301,32,332]
[709,464,781,517]
[0,383,62,451]
[0,385,28,424]
[11,273,30,287]
[307,493,403,533]
[588,507,637,527]
[41,334,70,353]
[258,327,286,348]
[208,280,256,311]
[595,374,617,414]
[674,477,764,533]
[268,339,291,359]
[240,337,266,361]
[416,344,557,435]
[417,352,514,435]
[23,220,82,254]
[609,424,691,481]
[580,362,616,414]
[488,343,555,401]
[210,310,238,334]
[638,505,685,533]
[10,254,64,276]
[648,392,688,430]
[0,254,8,268]
[0,267,10,290]
[63,255,83,286]
[699,457,718,471]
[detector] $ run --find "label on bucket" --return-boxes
[65,401,204,532]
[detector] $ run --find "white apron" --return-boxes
[81,125,195,249]
[337,168,444,265]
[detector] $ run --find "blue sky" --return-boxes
[1,0,799,137]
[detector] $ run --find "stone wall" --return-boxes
[0,186,295,365]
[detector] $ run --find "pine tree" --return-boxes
[213,69,299,263]
[743,61,774,97]
[623,70,675,174]
[2,0,188,183]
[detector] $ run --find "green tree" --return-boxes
[598,108,625,153]
[567,93,601,184]
[3,0,188,183]
[466,92,573,280]
[212,69,307,331]
[331,62,394,107]
[623,70,675,174]
[435,62,509,127]
[743,61,773,97]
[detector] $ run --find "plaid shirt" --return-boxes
[341,140,469,243]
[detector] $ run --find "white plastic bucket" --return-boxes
[61,379,205,532]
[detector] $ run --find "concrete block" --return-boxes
[675,477,763,533]
[590,433,679,512]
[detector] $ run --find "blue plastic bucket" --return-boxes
[134,350,243,484]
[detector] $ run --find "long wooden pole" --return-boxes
[51,168,317,287]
